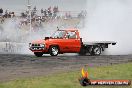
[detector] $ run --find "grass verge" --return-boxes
[0,63,132,88]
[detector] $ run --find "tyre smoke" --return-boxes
[80,0,132,55]
[0,18,64,54]
[1,0,132,55]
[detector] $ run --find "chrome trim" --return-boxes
[29,43,46,50]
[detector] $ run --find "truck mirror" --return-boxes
[45,37,49,40]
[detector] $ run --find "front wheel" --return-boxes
[34,52,43,57]
[49,46,59,56]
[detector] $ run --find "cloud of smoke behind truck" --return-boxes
[79,0,132,55]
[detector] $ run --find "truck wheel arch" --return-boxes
[48,45,60,51]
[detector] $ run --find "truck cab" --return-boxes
[29,29,82,57]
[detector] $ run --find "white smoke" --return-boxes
[1,0,132,55]
[0,18,64,54]
[79,0,132,55]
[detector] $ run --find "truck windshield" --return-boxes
[51,30,66,38]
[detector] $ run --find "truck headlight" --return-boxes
[40,44,45,47]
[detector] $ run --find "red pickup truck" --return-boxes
[29,28,116,57]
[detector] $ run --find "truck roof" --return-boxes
[59,28,79,32]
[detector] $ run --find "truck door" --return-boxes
[64,31,81,52]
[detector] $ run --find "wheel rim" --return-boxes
[51,47,58,55]
[94,47,101,55]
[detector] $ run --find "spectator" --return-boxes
[0,8,3,16]
[33,6,37,12]
[44,9,48,17]
[53,6,59,18]
[32,6,37,17]
[48,6,51,12]
[41,8,44,16]
[48,6,52,17]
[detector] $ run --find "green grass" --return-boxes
[0,63,132,88]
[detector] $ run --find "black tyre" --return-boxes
[49,46,59,56]
[91,46,102,56]
[78,47,86,56]
[34,52,43,57]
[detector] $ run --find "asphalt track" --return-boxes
[0,54,132,82]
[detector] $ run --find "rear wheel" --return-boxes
[34,52,43,57]
[79,47,86,56]
[90,46,102,56]
[94,46,102,55]
[49,46,59,56]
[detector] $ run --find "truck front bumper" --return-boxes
[29,46,49,53]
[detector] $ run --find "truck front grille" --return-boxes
[30,43,45,50]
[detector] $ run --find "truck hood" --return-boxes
[31,39,45,44]
[31,38,60,44]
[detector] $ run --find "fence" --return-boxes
[0,42,28,54]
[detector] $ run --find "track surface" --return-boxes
[0,54,132,82]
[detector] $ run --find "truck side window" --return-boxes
[66,31,77,39]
